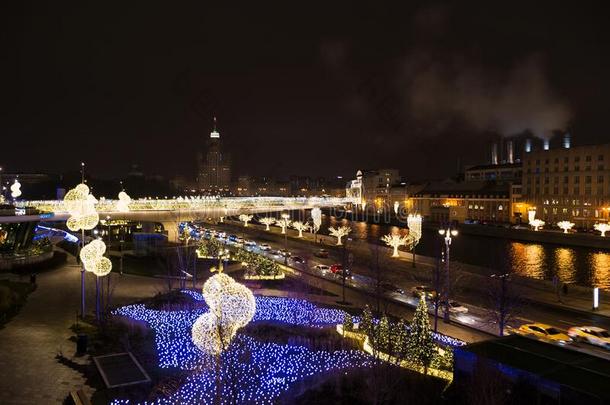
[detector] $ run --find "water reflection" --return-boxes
[511,243,546,280]
[555,248,576,284]
[591,253,610,290]
[315,213,610,290]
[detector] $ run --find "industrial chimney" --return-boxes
[491,143,498,165]
[507,140,514,164]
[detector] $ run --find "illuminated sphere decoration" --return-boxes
[10,180,22,198]
[191,273,256,355]
[63,183,99,231]
[116,191,131,212]
[80,239,112,276]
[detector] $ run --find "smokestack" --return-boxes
[525,138,532,153]
[491,143,498,165]
[507,140,514,164]
[543,139,550,150]
[563,132,571,149]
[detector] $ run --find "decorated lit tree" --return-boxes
[359,305,373,335]
[529,218,545,231]
[407,295,435,374]
[594,223,610,237]
[276,217,291,234]
[329,225,351,245]
[311,207,322,241]
[239,214,253,227]
[342,312,353,334]
[378,314,390,353]
[381,233,409,257]
[557,220,575,234]
[197,237,222,259]
[392,319,409,361]
[259,217,276,231]
[292,221,309,238]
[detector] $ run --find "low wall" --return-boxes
[0,251,54,270]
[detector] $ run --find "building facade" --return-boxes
[197,119,231,194]
[522,142,610,227]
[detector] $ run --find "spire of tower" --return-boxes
[210,116,220,139]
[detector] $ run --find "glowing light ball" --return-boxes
[192,273,255,355]
[63,183,99,231]
[311,208,322,233]
[80,239,112,276]
[116,191,131,212]
[10,180,22,198]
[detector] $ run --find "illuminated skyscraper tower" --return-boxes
[197,117,231,194]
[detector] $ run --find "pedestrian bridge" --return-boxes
[14,196,353,240]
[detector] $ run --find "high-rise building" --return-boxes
[197,118,231,194]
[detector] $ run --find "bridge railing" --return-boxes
[18,196,356,214]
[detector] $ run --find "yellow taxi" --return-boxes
[517,323,572,345]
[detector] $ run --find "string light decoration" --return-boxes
[110,292,464,405]
[393,201,399,215]
[381,233,409,257]
[529,218,545,231]
[276,217,291,234]
[328,225,351,245]
[259,216,276,231]
[191,273,256,355]
[238,214,253,227]
[79,239,112,276]
[407,214,422,242]
[311,207,322,233]
[557,220,575,234]
[291,221,309,237]
[63,183,99,231]
[594,223,610,237]
[116,191,131,212]
[10,180,22,198]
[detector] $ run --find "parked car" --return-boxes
[410,285,437,300]
[259,243,271,251]
[568,326,610,349]
[314,248,329,258]
[278,249,291,257]
[517,323,572,345]
[244,240,256,246]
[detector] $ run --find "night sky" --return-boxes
[1,1,608,181]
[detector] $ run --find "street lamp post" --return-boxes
[80,162,86,319]
[438,224,458,323]
[281,213,289,265]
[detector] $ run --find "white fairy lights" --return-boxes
[191,273,256,355]
[328,225,351,245]
[116,191,131,212]
[594,223,610,237]
[238,214,253,227]
[557,220,575,234]
[63,183,99,231]
[291,221,309,237]
[79,239,112,276]
[259,216,276,231]
[10,180,21,198]
[381,233,409,257]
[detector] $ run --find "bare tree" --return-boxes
[486,273,523,336]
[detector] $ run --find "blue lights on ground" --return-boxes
[110,292,462,404]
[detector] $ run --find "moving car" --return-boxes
[244,240,256,247]
[313,264,330,274]
[442,300,468,314]
[314,248,329,258]
[567,326,610,349]
[380,282,404,295]
[329,264,351,278]
[259,243,271,251]
[517,323,572,345]
[291,256,305,264]
[278,249,291,257]
[410,286,437,300]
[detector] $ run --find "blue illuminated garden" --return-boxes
[107,285,462,404]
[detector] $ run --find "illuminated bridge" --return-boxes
[13,196,353,241]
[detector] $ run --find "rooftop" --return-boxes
[459,335,610,400]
